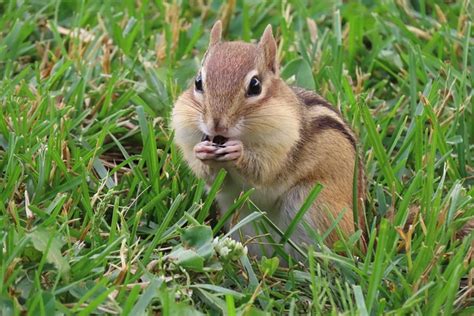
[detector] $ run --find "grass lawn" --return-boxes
[0,0,473,314]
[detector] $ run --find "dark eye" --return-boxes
[247,76,261,96]
[195,72,203,92]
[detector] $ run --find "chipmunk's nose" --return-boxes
[211,117,228,136]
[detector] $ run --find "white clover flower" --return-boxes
[212,236,248,261]
[218,246,231,257]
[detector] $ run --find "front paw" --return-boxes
[215,140,243,162]
[194,141,218,161]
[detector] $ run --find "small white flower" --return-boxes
[212,236,248,261]
[218,246,230,257]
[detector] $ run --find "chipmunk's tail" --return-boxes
[402,205,472,236]
[457,219,474,240]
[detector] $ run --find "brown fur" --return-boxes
[171,21,366,256]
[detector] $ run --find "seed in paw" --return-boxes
[201,134,210,141]
[213,135,228,146]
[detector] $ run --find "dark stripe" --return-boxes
[291,86,339,114]
[301,94,335,111]
[311,116,356,149]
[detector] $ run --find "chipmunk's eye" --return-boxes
[195,73,203,92]
[247,76,261,96]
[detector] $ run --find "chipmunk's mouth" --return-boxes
[201,134,228,147]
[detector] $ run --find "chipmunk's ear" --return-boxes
[209,20,222,47]
[258,24,279,74]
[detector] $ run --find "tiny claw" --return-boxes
[216,152,242,161]
[194,141,218,161]
[214,140,243,161]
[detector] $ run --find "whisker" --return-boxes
[244,114,299,120]
[243,122,288,134]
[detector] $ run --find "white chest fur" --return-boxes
[213,170,297,256]
[217,169,287,216]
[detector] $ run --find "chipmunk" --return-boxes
[172,21,365,258]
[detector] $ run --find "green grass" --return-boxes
[0,0,473,314]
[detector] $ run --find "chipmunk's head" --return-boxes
[173,21,300,149]
[193,21,284,138]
